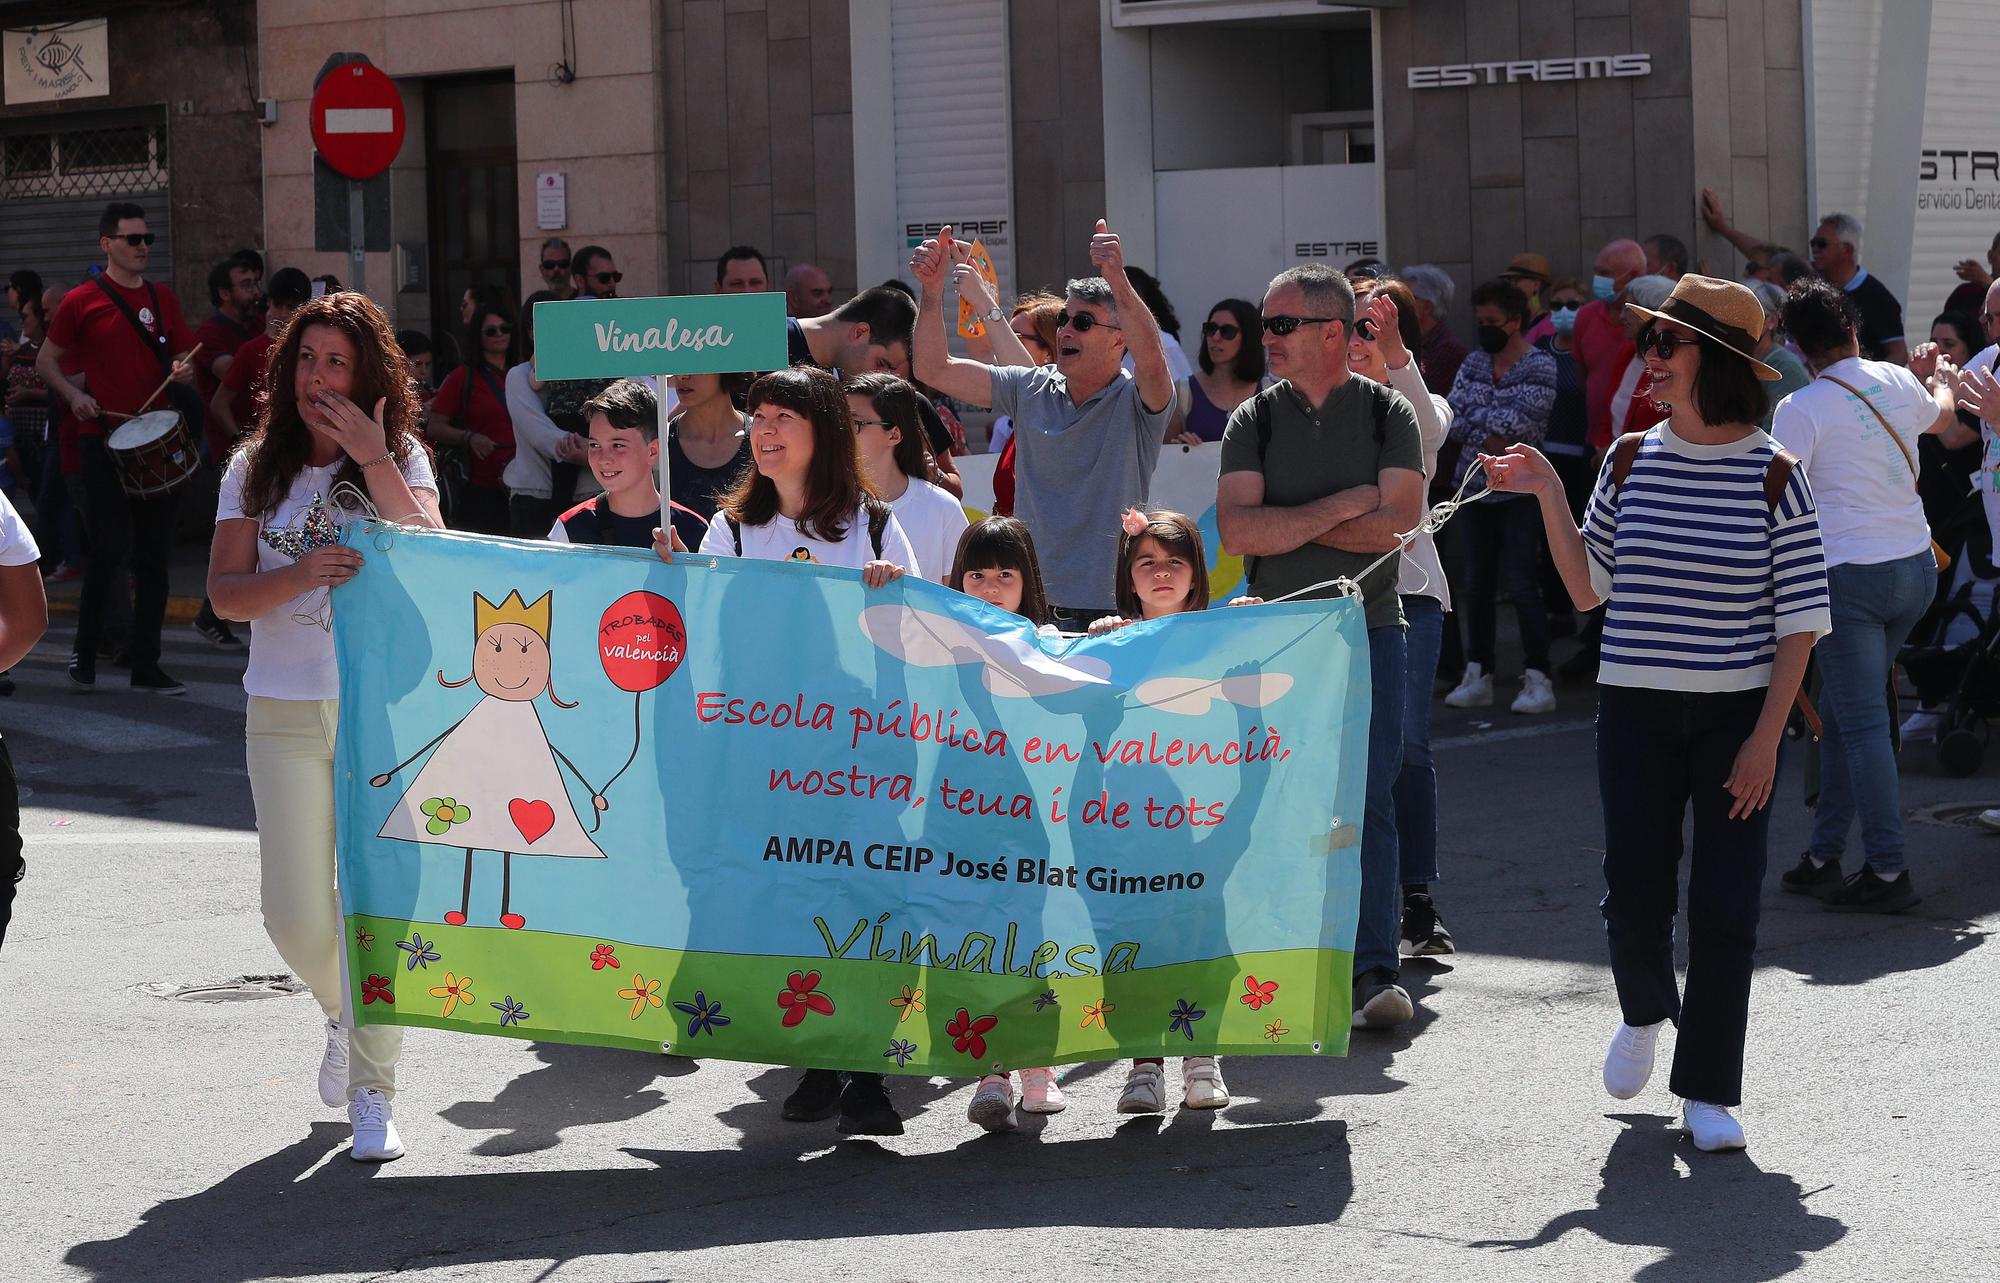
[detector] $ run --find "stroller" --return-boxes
[1899,527,2000,776]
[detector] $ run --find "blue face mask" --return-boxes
[1551,305,1578,335]
[1591,274,1617,302]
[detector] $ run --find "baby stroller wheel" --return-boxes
[1939,725,1985,777]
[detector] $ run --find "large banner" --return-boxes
[336,525,1368,1071]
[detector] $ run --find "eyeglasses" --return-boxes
[590,270,623,285]
[1809,237,1832,250]
[1201,322,1241,340]
[1055,310,1120,334]
[110,233,156,247]
[1640,326,1698,360]
[851,417,892,430]
[482,323,512,337]
[1264,315,1341,337]
[541,258,571,272]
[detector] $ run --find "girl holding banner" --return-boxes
[844,372,968,585]
[206,293,442,1164]
[664,364,916,1136]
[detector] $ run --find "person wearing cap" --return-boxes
[1501,253,1555,344]
[1771,279,1959,915]
[1479,274,1831,1154]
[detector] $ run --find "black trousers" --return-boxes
[509,494,562,539]
[453,484,511,537]
[0,736,22,949]
[76,435,175,667]
[1597,684,1772,1107]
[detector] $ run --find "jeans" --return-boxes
[1355,624,1407,981]
[1394,596,1445,887]
[35,437,82,567]
[1809,553,1936,874]
[1461,496,1551,673]
[1597,684,1772,1106]
[75,434,173,667]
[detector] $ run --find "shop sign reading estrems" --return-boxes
[1408,54,1650,89]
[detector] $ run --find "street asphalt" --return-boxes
[3,618,1995,1282]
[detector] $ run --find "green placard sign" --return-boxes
[530,291,789,380]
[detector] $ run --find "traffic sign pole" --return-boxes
[348,181,366,297]
[310,56,405,298]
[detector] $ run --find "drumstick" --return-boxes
[130,342,203,419]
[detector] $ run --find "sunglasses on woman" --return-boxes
[1640,325,1699,360]
[1201,322,1241,340]
[1055,310,1119,334]
[482,323,512,337]
[1263,314,1340,337]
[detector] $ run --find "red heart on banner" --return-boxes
[509,798,555,845]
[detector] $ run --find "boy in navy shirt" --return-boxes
[548,379,668,549]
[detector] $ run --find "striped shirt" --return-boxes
[1582,424,1831,692]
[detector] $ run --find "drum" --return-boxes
[106,410,200,498]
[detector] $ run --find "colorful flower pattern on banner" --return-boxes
[1241,976,1279,1010]
[946,1008,999,1060]
[673,990,730,1037]
[430,971,474,1017]
[618,974,664,1021]
[361,974,394,1005]
[778,971,835,1027]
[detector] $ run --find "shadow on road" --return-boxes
[64,1114,1355,1282]
[1470,1113,1847,1282]
[437,1043,696,1157]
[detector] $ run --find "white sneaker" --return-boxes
[1683,1099,1747,1152]
[1511,668,1557,715]
[1603,1020,1665,1100]
[1018,1067,1066,1114]
[966,1073,1016,1132]
[318,1020,349,1109]
[1976,808,2000,834]
[347,1087,405,1162]
[1900,708,1943,742]
[1444,663,1493,708]
[1116,1062,1166,1114]
[1181,1056,1230,1110]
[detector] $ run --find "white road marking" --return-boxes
[31,826,256,847]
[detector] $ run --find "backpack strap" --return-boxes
[89,275,173,376]
[1608,431,1647,492]
[1369,377,1392,447]
[1763,446,1799,514]
[727,515,742,557]
[865,500,890,559]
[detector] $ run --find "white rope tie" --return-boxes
[1265,464,1495,606]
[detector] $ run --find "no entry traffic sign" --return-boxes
[310,60,405,180]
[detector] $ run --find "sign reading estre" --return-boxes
[532,292,790,381]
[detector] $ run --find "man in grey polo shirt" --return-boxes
[911,220,1173,628]
[1217,263,1425,1031]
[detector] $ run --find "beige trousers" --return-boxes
[246,695,402,1099]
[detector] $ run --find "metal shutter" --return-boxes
[0,191,173,293]
[0,108,172,293]
[890,0,1014,308]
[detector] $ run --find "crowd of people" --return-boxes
[6,193,2000,1166]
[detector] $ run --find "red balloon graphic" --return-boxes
[597,592,686,692]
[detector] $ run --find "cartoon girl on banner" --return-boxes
[370,590,607,930]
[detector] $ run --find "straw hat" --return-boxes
[1623,273,1782,380]
[1501,253,1552,286]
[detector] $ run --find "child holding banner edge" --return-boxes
[1480,274,1830,1153]
[206,292,443,1164]
[662,363,916,1135]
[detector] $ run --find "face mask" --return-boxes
[1551,305,1578,336]
[1591,274,1617,301]
[1476,324,1510,354]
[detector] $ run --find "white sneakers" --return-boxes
[1602,1020,1664,1100]
[348,1087,405,1162]
[1181,1057,1230,1110]
[1683,1100,1748,1152]
[1900,708,1943,742]
[1977,808,2000,833]
[1116,1062,1166,1114]
[1018,1067,1067,1114]
[1445,663,1555,713]
[967,1073,1017,1132]
[1512,668,1557,715]
[1444,663,1493,708]
[317,1020,349,1109]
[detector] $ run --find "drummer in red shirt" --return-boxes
[426,299,517,535]
[35,201,199,696]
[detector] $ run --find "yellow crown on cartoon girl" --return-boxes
[474,589,552,641]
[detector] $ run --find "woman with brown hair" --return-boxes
[206,291,441,1164]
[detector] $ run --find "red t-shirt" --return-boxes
[220,332,275,440]
[194,311,261,400]
[1571,298,1635,451]
[45,276,197,434]
[431,364,516,489]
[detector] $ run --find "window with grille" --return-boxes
[0,115,167,199]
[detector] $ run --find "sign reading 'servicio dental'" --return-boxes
[1408,54,1650,89]
[532,291,789,380]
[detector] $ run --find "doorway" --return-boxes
[424,74,517,373]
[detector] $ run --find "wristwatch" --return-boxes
[983,306,1005,323]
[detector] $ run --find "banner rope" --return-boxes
[1263,463,1495,607]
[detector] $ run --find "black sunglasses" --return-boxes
[1055,310,1119,334]
[110,233,156,247]
[590,270,623,285]
[1201,321,1241,340]
[482,323,513,337]
[1809,237,1831,250]
[541,257,571,271]
[1640,325,1699,360]
[1354,317,1379,341]
[1264,314,1341,337]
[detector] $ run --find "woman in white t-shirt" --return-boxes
[663,364,913,1137]
[1771,279,1957,914]
[844,372,966,583]
[206,292,442,1164]
[0,489,48,949]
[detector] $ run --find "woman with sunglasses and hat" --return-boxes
[427,302,518,535]
[1481,274,1831,1153]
